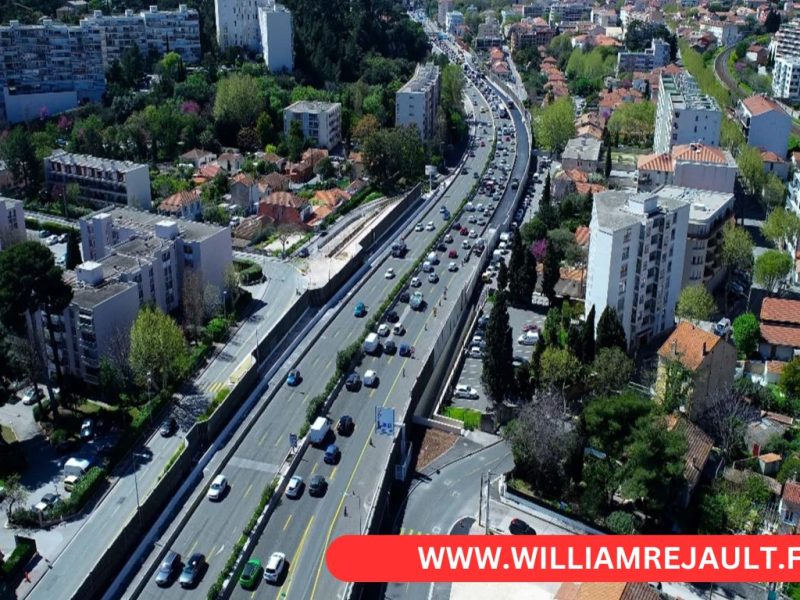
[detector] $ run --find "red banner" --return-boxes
[326,535,800,582]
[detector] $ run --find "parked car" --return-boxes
[239,559,262,589]
[337,415,354,436]
[468,346,483,359]
[285,475,304,499]
[263,551,286,584]
[286,370,302,386]
[179,553,205,588]
[454,385,479,399]
[159,417,177,437]
[509,518,536,535]
[354,302,367,317]
[21,386,41,406]
[309,474,327,496]
[324,444,341,465]
[155,550,181,587]
[518,331,539,346]
[35,493,59,513]
[714,318,731,337]
[384,339,397,354]
[207,474,228,501]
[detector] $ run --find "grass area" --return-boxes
[443,406,482,430]
[1,424,16,443]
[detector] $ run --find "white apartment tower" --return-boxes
[773,57,800,102]
[257,1,293,72]
[585,189,690,350]
[0,197,25,249]
[395,63,441,140]
[215,0,261,52]
[283,101,342,150]
[653,71,721,154]
[438,0,453,26]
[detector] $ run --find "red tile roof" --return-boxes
[159,189,200,213]
[263,191,306,209]
[658,322,722,371]
[760,149,785,163]
[783,480,800,506]
[667,414,714,488]
[742,94,786,117]
[638,153,673,172]
[574,226,590,247]
[761,297,800,325]
[231,172,254,187]
[556,582,661,600]
[760,324,800,348]
[673,143,728,164]
[313,188,350,208]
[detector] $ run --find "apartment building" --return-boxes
[773,17,800,60]
[283,101,342,150]
[657,186,735,290]
[653,71,721,154]
[585,189,690,350]
[80,4,200,69]
[0,197,25,249]
[548,1,590,25]
[446,11,464,35]
[44,150,152,210]
[214,0,260,52]
[257,1,293,72]
[616,38,670,75]
[508,18,555,51]
[590,7,618,27]
[475,20,503,50]
[735,95,792,158]
[437,0,453,27]
[395,63,440,140]
[700,20,740,46]
[773,57,800,102]
[0,19,105,123]
[637,143,737,193]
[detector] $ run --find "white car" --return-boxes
[415,222,424,232]
[364,370,379,387]
[385,268,395,279]
[468,346,483,359]
[263,551,286,583]
[469,230,478,238]
[461,240,471,250]
[21,386,41,405]
[518,331,539,346]
[285,475,303,499]
[448,262,458,272]
[454,384,479,399]
[444,234,453,243]
[410,276,422,288]
[393,323,405,335]
[46,235,59,246]
[425,221,435,231]
[428,272,439,284]
[207,474,228,501]
[377,324,390,337]
[472,335,484,347]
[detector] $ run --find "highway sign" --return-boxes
[375,407,395,436]
[289,433,298,449]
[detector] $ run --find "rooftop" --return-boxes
[740,94,787,117]
[159,189,200,213]
[761,297,800,325]
[783,480,800,506]
[72,280,136,309]
[658,321,723,371]
[667,413,714,489]
[593,189,687,232]
[661,71,720,112]
[83,206,228,243]
[285,100,341,114]
[562,136,602,162]
[556,582,661,600]
[47,150,146,173]
[655,185,734,224]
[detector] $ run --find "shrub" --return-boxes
[199,388,230,422]
[606,510,637,534]
[443,406,482,430]
[32,399,51,422]
[9,508,39,528]
[63,466,106,512]
[1,537,35,577]
[204,318,229,343]
[335,342,362,375]
[49,429,68,446]
[305,394,326,425]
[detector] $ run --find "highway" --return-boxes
[129,77,500,598]
[225,66,530,600]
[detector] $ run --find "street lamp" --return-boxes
[222,290,228,320]
[131,451,148,528]
[351,490,363,533]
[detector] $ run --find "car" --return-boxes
[469,229,478,238]
[439,205,447,213]
[410,276,423,288]
[512,355,528,367]
[384,339,397,354]
[518,331,539,346]
[80,418,94,440]
[46,235,58,245]
[297,247,310,258]
[714,318,732,336]
[461,240,471,250]
[399,291,411,303]
[179,553,205,588]
[460,227,469,235]
[472,335,484,347]
[426,221,435,231]
[415,222,424,232]
[385,268,395,279]
[263,551,286,584]
[399,343,413,357]
[324,444,341,465]
[337,415,354,436]
[240,558,262,589]
[286,370,301,386]
[377,323,390,337]
[452,222,462,231]
[428,272,439,284]
[477,218,487,226]
[393,323,406,336]
[155,550,181,587]
[309,474,327,496]
[454,385,479,399]
[509,518,537,535]
[436,242,447,252]
[345,373,361,391]
[21,386,41,406]
[468,346,483,359]
[285,475,304,499]
[386,310,399,323]
[207,474,228,501]
[364,370,378,387]
[448,262,458,272]
[410,291,424,310]
[522,322,539,332]
[159,417,177,437]
[442,210,450,220]
[448,249,458,259]
[35,493,60,513]
[444,234,453,243]
[467,215,477,224]
[354,302,367,317]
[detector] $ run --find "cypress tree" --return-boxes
[596,306,627,352]
[65,231,82,270]
[482,293,514,402]
[581,305,596,363]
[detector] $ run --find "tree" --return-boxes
[736,145,765,196]
[675,284,717,323]
[591,347,634,395]
[64,231,82,270]
[763,174,787,211]
[606,511,637,534]
[533,97,576,154]
[761,207,800,251]
[732,312,760,358]
[754,249,792,292]
[604,146,612,178]
[255,112,275,147]
[508,233,530,305]
[764,10,781,33]
[213,73,265,130]
[721,223,754,273]
[362,126,425,192]
[2,474,27,519]
[697,388,755,460]
[276,223,301,257]
[596,306,626,352]
[497,260,509,292]
[129,307,188,390]
[505,390,581,496]
[584,389,652,456]
[581,305,596,363]
[182,270,205,343]
[482,293,514,402]
[0,126,40,197]
[286,119,305,162]
[541,245,561,306]
[660,356,693,413]
[540,346,582,392]
[619,415,688,514]
[780,357,800,399]
[314,157,335,180]
[351,114,381,145]
[606,101,656,147]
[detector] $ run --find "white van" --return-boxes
[422,261,433,273]
[427,252,439,265]
[64,457,92,478]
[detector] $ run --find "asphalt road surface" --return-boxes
[130,81,501,600]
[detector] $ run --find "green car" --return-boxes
[239,558,262,589]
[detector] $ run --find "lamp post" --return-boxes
[131,451,148,528]
[351,490,363,533]
[222,290,228,320]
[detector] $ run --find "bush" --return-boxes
[49,428,68,446]
[63,466,106,512]
[443,406,482,430]
[204,318,229,343]
[1,537,36,578]
[199,388,230,422]
[335,342,362,375]
[305,394,326,425]
[606,510,637,534]
[234,259,264,284]
[32,399,51,422]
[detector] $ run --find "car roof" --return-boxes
[212,474,226,485]
[266,553,283,569]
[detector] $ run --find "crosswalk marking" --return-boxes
[400,527,426,535]
[207,381,227,394]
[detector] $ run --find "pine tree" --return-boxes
[65,231,82,270]
[542,245,561,306]
[482,292,514,402]
[604,146,612,179]
[567,323,583,359]
[596,306,627,352]
[521,247,537,304]
[538,172,558,229]
[507,233,525,305]
[497,260,509,292]
[581,305,596,363]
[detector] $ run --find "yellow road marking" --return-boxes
[310,462,318,476]
[329,466,338,481]
[259,429,269,446]
[188,539,198,555]
[284,516,314,599]
[284,513,293,531]
[242,483,253,499]
[274,435,282,448]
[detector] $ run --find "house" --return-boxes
[561,137,603,173]
[745,411,794,456]
[723,467,782,497]
[758,452,783,476]
[216,152,245,174]
[761,150,790,181]
[553,169,606,199]
[746,44,769,65]
[180,148,217,168]
[259,172,290,195]
[348,152,366,180]
[229,173,260,214]
[735,95,791,158]
[158,189,202,221]
[257,191,312,227]
[779,480,800,533]
[193,163,224,185]
[655,322,737,420]
[636,143,737,193]
[258,151,287,172]
[302,147,329,169]
[232,215,272,247]
[598,87,644,120]
[287,160,313,183]
[556,581,660,600]
[667,414,715,508]
[759,297,800,360]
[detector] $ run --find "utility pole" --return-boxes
[485,470,491,534]
[478,472,483,526]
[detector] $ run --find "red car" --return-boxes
[522,322,539,332]
[448,249,458,258]
[460,227,469,235]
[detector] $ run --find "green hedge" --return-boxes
[10,467,107,526]
[443,406,482,430]
[1,537,35,579]
[199,388,230,422]
[24,218,75,235]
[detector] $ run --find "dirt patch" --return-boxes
[416,428,459,471]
